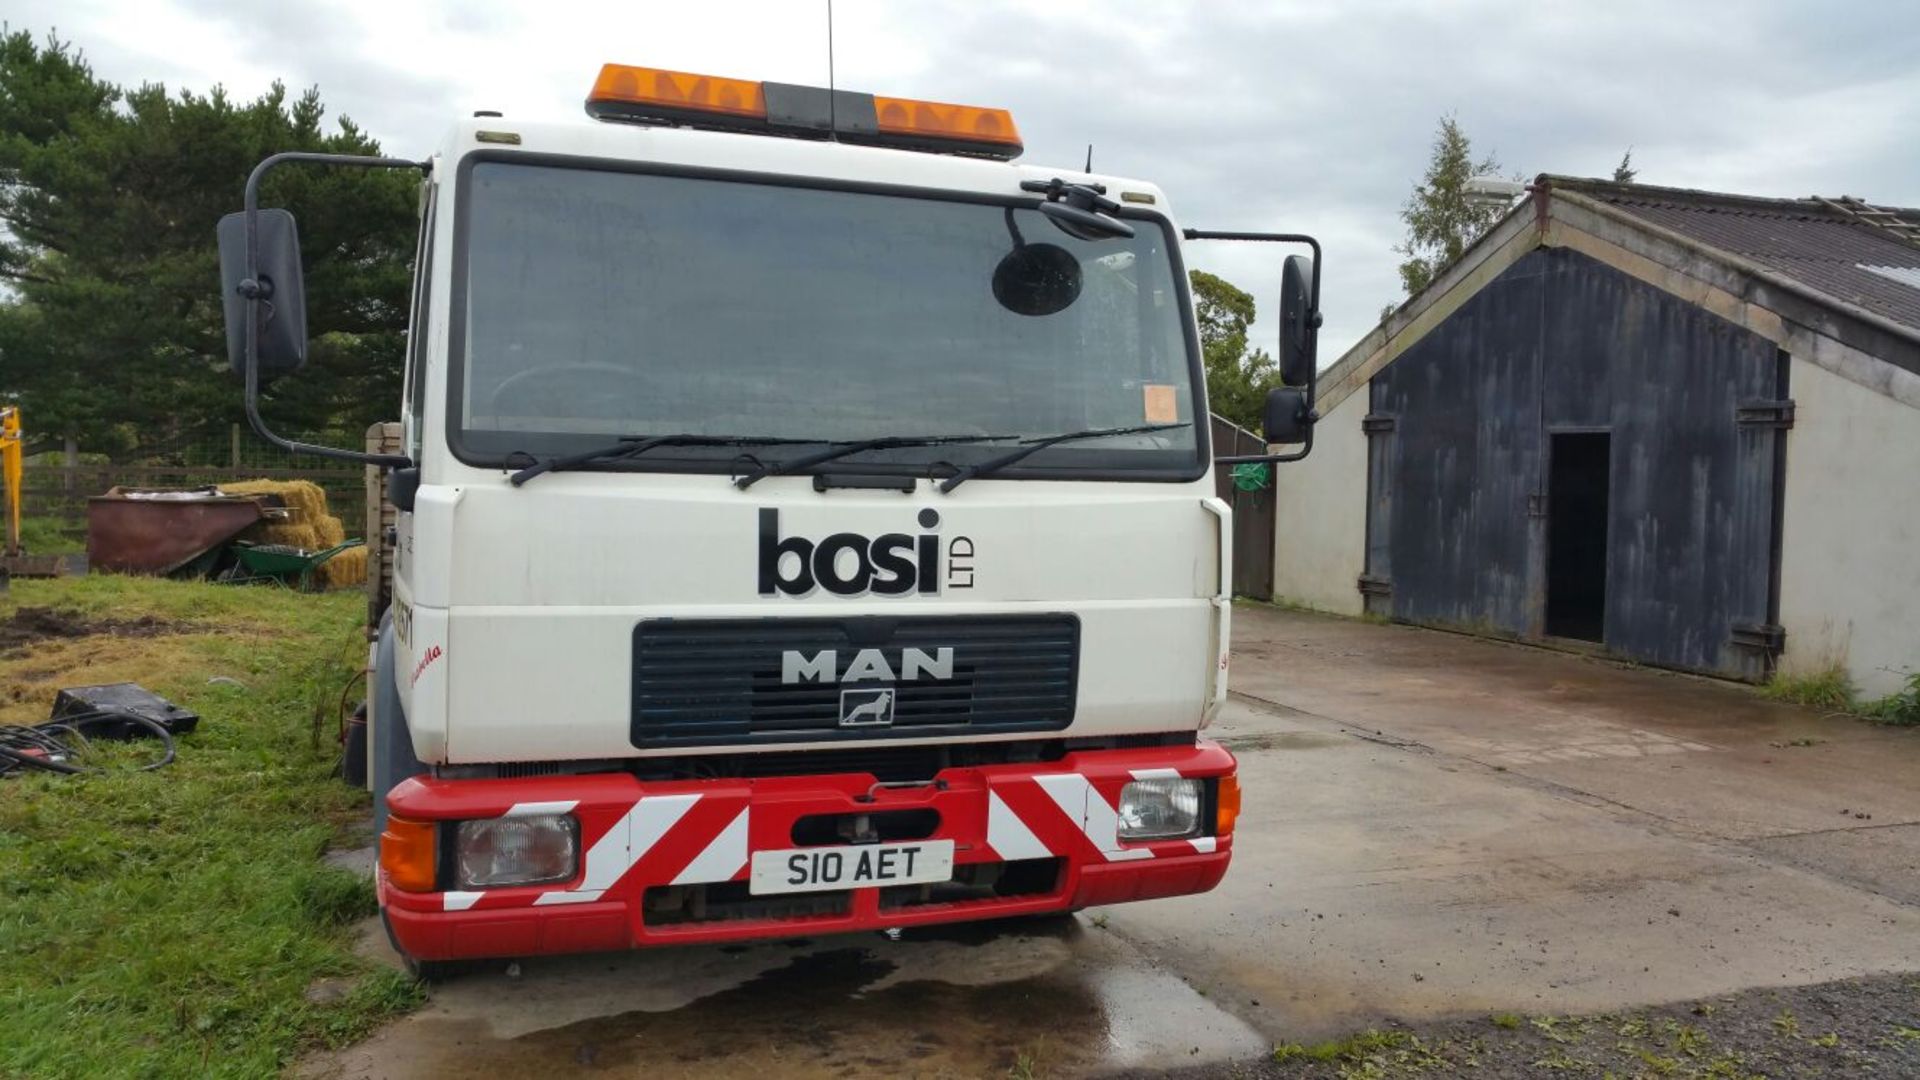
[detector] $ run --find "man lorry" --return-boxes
[216,63,1322,976]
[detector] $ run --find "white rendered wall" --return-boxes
[1270,388,1369,615]
[1778,356,1920,699]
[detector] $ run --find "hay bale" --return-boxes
[224,479,348,551]
[318,544,368,589]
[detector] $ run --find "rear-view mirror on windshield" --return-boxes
[993,207,1083,317]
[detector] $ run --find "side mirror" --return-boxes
[1277,254,1318,387]
[1262,387,1310,445]
[217,209,309,379]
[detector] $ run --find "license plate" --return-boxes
[749,840,955,895]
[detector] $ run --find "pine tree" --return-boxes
[0,30,418,460]
[1612,149,1637,183]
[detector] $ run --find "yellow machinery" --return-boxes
[0,408,19,557]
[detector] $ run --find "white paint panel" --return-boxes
[442,891,482,912]
[1189,837,1218,854]
[1778,357,1920,698]
[447,598,1210,764]
[1129,768,1182,781]
[406,485,462,607]
[1271,388,1369,614]
[404,600,449,763]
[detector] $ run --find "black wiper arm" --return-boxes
[936,422,1192,493]
[509,434,812,487]
[733,434,1018,491]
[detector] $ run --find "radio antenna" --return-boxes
[1085,144,1094,172]
[826,0,838,141]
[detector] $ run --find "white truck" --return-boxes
[216,64,1321,975]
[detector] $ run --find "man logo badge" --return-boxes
[839,687,896,728]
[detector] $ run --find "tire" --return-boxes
[370,610,426,835]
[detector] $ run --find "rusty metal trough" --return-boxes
[86,487,277,576]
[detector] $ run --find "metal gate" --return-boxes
[1362,248,1788,680]
[1211,415,1275,599]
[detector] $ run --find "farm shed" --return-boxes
[1274,176,1920,695]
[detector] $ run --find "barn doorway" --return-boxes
[1546,432,1610,641]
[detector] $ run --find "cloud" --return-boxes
[14,0,1919,355]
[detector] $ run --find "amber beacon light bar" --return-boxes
[585,63,1024,160]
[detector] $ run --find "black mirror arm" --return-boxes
[242,151,431,469]
[1182,229,1323,465]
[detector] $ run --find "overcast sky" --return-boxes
[16,0,1920,355]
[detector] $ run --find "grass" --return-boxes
[1272,1028,1411,1063]
[0,576,420,1077]
[1759,666,1855,710]
[16,515,86,555]
[1761,665,1920,727]
[1859,671,1920,727]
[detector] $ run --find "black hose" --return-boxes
[0,707,177,777]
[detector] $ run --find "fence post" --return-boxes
[230,423,241,468]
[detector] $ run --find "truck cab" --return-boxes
[217,65,1319,970]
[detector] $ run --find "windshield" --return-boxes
[452,161,1203,477]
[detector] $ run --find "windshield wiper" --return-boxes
[733,434,1018,490]
[936,422,1192,493]
[508,433,814,487]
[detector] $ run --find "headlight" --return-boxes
[455,814,579,889]
[1117,778,1203,840]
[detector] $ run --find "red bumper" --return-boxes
[381,741,1235,961]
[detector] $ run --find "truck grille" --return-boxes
[630,615,1079,747]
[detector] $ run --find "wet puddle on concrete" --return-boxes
[305,917,1265,1078]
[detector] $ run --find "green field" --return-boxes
[0,577,420,1077]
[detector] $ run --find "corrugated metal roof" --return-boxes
[1543,176,1920,336]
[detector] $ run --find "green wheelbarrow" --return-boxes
[220,539,363,592]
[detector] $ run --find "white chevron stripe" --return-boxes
[1034,773,1153,862]
[987,792,1052,860]
[672,808,750,884]
[1128,768,1182,781]
[501,800,579,818]
[533,889,604,905]
[554,793,700,902]
[1034,772,1090,826]
[1189,836,1218,854]
[443,891,483,911]
[1082,782,1155,861]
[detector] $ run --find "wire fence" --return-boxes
[23,426,371,547]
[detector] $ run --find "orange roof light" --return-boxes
[873,95,1022,153]
[590,64,767,121]
[584,64,1023,160]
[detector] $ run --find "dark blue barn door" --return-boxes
[1364,248,1786,680]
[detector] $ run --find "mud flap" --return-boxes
[371,609,426,834]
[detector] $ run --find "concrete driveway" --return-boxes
[307,605,1920,1078]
